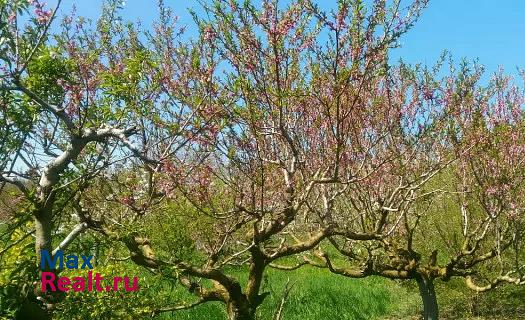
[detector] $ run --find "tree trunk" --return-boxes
[35,208,53,269]
[417,276,439,320]
[227,301,255,320]
[32,208,55,319]
[226,248,267,320]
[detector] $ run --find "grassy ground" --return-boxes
[153,266,421,320]
[147,264,525,320]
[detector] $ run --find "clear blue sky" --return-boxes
[47,0,524,76]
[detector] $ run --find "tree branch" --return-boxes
[52,222,88,255]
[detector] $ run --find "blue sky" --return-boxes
[46,0,524,76]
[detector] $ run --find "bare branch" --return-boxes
[52,222,88,255]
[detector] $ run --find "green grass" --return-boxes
[149,265,525,320]
[48,254,525,320]
[154,266,421,320]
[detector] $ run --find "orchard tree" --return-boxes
[0,0,214,317]
[2,0,523,320]
[75,0,439,319]
[305,60,525,320]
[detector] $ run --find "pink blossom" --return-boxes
[423,87,434,101]
[121,195,135,206]
[203,26,216,41]
[229,0,238,12]
[34,1,53,24]
[485,186,498,196]
[8,13,16,24]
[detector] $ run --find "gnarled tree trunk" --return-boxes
[417,276,439,320]
[226,300,256,320]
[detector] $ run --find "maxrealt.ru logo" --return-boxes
[40,250,138,292]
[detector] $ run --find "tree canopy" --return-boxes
[0,1,524,320]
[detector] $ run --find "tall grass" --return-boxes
[155,266,421,320]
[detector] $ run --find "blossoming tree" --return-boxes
[1,0,214,316]
[73,0,434,319]
[1,1,523,320]
[306,61,525,320]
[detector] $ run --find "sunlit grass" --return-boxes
[154,266,420,320]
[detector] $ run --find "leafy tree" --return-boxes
[1,0,210,317]
[1,1,523,320]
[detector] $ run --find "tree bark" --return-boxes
[246,248,266,306]
[225,248,268,320]
[35,208,53,269]
[226,301,255,320]
[417,276,439,320]
[33,207,56,319]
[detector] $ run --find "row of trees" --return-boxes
[1,0,524,319]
